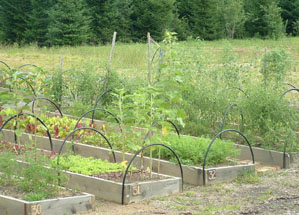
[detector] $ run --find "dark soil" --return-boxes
[92,170,168,183]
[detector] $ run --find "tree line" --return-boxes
[0,0,298,46]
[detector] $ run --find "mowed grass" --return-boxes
[0,37,298,85]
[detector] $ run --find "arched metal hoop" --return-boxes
[0,61,11,71]
[222,87,249,98]
[280,88,299,99]
[202,129,255,186]
[151,47,161,65]
[219,104,244,138]
[121,143,184,205]
[0,76,37,97]
[18,64,40,71]
[74,108,122,132]
[92,89,113,123]
[0,113,53,151]
[154,49,165,83]
[57,127,116,163]
[283,82,296,89]
[283,122,299,169]
[31,97,63,117]
[142,120,180,146]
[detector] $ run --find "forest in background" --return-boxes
[0,0,298,46]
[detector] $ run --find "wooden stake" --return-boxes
[147,32,152,85]
[60,56,63,72]
[109,32,117,65]
[105,32,117,90]
[59,56,63,107]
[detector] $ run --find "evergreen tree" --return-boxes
[25,0,55,46]
[244,0,284,38]
[176,0,224,40]
[175,0,194,39]
[279,0,299,35]
[85,0,106,43]
[97,0,133,43]
[244,0,266,37]
[176,0,196,38]
[293,20,299,36]
[261,1,285,39]
[47,0,91,46]
[131,0,176,41]
[0,0,32,44]
[220,0,246,39]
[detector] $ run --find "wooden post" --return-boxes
[105,32,117,90]
[109,32,117,65]
[59,56,63,107]
[60,56,63,72]
[147,32,151,85]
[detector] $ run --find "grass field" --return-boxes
[0,37,298,84]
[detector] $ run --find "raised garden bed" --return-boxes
[1,128,254,186]
[235,144,299,168]
[38,110,299,168]
[0,192,95,215]
[60,165,181,204]
[0,145,95,215]
[0,133,183,205]
[12,153,182,205]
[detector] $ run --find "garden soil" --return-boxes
[77,162,299,215]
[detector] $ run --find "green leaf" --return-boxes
[23,98,32,104]
[127,143,141,152]
[15,129,25,137]
[177,118,185,128]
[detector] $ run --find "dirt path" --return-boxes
[79,162,299,215]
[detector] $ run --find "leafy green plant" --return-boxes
[163,31,178,44]
[260,49,289,88]
[46,69,63,107]
[19,152,67,201]
[51,155,136,176]
[0,146,67,201]
[0,69,35,110]
[240,85,296,149]
[151,134,239,167]
[0,151,19,185]
[109,89,140,159]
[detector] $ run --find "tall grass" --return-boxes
[0,38,298,83]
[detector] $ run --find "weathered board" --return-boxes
[0,193,95,215]
[64,170,181,204]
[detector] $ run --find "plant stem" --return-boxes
[158,147,161,175]
[149,91,153,178]
[34,118,37,148]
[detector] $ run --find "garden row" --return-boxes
[0,101,297,207]
[0,48,298,213]
[0,88,254,212]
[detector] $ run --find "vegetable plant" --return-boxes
[151,134,239,167]
[51,155,136,176]
[0,144,67,201]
